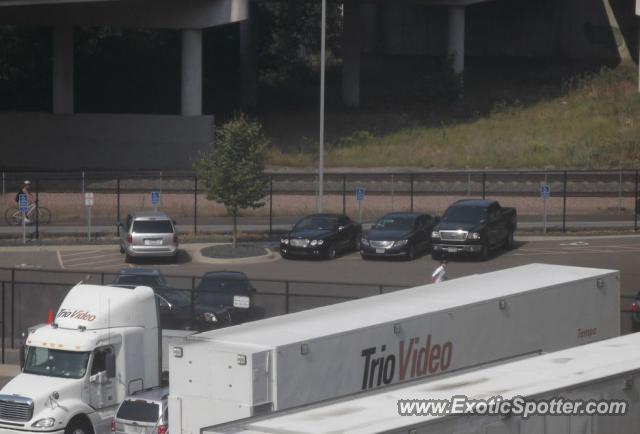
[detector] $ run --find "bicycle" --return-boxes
[4,203,51,226]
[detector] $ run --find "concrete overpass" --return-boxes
[0,0,247,169]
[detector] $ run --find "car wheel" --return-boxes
[65,418,93,434]
[326,244,337,260]
[479,242,489,261]
[353,236,361,251]
[280,251,289,259]
[407,244,416,260]
[125,254,133,264]
[505,230,515,250]
[119,245,125,254]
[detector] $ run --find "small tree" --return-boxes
[196,114,269,248]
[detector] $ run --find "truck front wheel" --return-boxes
[65,416,94,434]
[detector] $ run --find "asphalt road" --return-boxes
[0,234,637,342]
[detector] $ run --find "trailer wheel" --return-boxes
[65,416,93,434]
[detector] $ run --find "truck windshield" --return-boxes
[24,347,90,379]
[442,206,487,223]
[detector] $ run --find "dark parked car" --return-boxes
[280,213,362,259]
[111,269,233,331]
[431,199,517,261]
[360,212,435,260]
[195,271,265,323]
[631,292,640,332]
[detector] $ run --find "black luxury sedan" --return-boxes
[360,212,435,260]
[280,213,362,259]
[195,271,265,323]
[111,269,234,331]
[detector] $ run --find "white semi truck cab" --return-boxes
[0,284,160,434]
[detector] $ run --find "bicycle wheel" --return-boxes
[4,208,21,226]
[35,207,52,225]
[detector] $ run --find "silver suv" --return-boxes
[112,387,168,434]
[119,211,178,262]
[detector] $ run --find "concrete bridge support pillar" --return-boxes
[342,0,362,109]
[240,10,257,109]
[447,5,466,76]
[181,28,203,116]
[53,26,74,114]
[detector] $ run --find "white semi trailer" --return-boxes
[207,332,640,434]
[0,283,171,434]
[169,264,620,434]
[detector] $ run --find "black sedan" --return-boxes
[111,269,233,331]
[195,271,265,323]
[280,213,362,259]
[360,212,435,260]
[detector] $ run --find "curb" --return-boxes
[186,244,281,265]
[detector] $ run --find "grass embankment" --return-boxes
[268,66,640,169]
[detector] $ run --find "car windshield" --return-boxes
[114,275,164,287]
[24,347,90,379]
[117,400,161,423]
[294,217,337,231]
[442,206,487,223]
[372,216,416,231]
[157,289,191,305]
[198,277,251,294]
[132,220,174,234]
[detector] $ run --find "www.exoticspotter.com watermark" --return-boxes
[397,396,628,419]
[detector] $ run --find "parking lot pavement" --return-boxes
[57,247,129,270]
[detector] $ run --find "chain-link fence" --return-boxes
[1,170,640,237]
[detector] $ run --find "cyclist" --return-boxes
[15,180,34,223]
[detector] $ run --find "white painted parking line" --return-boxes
[58,249,125,270]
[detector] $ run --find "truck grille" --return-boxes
[0,395,34,422]
[370,241,394,248]
[290,239,309,247]
[439,231,468,242]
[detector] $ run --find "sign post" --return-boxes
[151,191,160,211]
[85,192,94,241]
[356,187,365,223]
[540,184,550,234]
[18,194,28,244]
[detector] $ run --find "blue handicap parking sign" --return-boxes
[151,191,161,205]
[356,187,365,201]
[540,184,551,199]
[18,194,28,213]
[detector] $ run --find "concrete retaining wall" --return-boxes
[0,112,215,170]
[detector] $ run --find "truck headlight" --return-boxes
[431,231,440,239]
[361,238,369,247]
[233,296,250,309]
[203,312,218,322]
[280,238,289,245]
[468,232,481,240]
[32,418,55,428]
[394,240,408,248]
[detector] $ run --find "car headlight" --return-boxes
[361,238,369,246]
[233,296,250,309]
[431,231,440,238]
[280,238,289,245]
[468,232,481,240]
[316,239,324,246]
[203,312,217,322]
[32,418,55,428]
[394,239,409,248]
[310,240,318,246]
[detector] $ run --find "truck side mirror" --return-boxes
[106,354,116,378]
[19,345,26,370]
